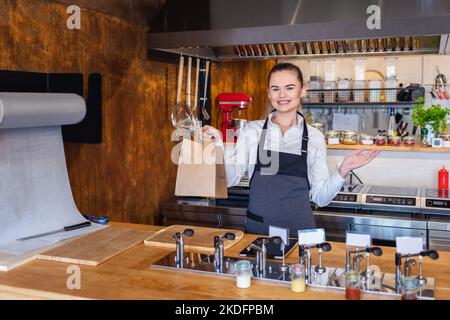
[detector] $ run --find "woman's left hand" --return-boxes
[338,149,381,178]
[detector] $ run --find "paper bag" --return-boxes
[175,138,228,198]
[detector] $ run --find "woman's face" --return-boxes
[268,70,304,114]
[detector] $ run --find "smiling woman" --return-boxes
[203,62,380,236]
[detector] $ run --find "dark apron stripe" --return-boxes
[246,210,264,223]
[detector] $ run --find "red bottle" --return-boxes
[438,166,449,191]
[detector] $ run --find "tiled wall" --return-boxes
[285,55,450,188]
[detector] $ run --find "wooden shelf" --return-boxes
[327,144,450,153]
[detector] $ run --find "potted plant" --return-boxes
[412,97,450,146]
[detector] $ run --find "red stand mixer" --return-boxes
[216,93,251,143]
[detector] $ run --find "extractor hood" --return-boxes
[148,0,450,60]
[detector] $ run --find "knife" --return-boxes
[17,221,91,241]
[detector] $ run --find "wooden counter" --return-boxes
[0,222,449,300]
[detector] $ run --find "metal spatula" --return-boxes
[201,60,211,120]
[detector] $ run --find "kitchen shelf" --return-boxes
[327,144,450,153]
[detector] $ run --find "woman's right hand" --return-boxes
[201,125,222,141]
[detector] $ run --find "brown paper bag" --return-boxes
[175,138,228,198]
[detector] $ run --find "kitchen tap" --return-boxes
[346,246,383,277]
[299,242,332,284]
[213,232,236,273]
[395,250,439,293]
[247,236,282,278]
[173,228,194,268]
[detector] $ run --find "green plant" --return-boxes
[411,97,450,134]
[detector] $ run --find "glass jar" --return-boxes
[290,264,306,293]
[403,136,415,146]
[311,122,325,133]
[342,131,358,145]
[440,133,450,148]
[345,270,361,300]
[360,134,374,145]
[401,276,420,300]
[375,135,387,146]
[388,136,401,146]
[235,260,252,289]
[326,130,340,145]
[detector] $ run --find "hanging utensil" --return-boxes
[186,56,192,109]
[201,60,211,121]
[193,57,200,115]
[171,54,184,128]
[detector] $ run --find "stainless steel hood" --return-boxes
[148,0,450,60]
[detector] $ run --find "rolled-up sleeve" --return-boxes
[307,134,346,207]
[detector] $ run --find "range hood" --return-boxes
[148,0,450,60]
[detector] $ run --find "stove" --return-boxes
[361,186,421,213]
[420,189,450,215]
[328,184,366,209]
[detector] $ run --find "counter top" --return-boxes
[0,222,449,300]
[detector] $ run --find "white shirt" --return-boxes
[221,112,346,207]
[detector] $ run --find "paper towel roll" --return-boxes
[0,92,86,129]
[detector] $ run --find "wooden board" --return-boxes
[144,225,244,253]
[37,227,154,266]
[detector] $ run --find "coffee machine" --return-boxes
[216,92,251,143]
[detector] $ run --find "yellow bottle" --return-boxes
[290,264,306,293]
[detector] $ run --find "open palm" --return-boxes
[339,149,381,178]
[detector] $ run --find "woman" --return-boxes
[203,63,379,236]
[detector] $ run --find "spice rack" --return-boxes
[303,87,425,107]
[327,144,450,153]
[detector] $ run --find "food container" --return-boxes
[326,130,340,145]
[323,81,336,103]
[309,60,321,80]
[360,134,374,145]
[403,136,415,146]
[353,80,366,103]
[440,133,450,148]
[369,80,382,102]
[290,264,306,293]
[345,270,361,300]
[354,58,366,81]
[384,79,398,102]
[400,276,419,300]
[323,59,336,82]
[235,260,252,288]
[388,136,401,146]
[375,135,387,146]
[385,57,398,80]
[311,122,324,133]
[307,80,322,103]
[342,131,358,145]
[338,79,352,102]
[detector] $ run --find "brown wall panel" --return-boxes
[210,60,277,128]
[0,0,178,224]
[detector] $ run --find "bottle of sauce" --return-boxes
[345,270,361,300]
[438,166,449,191]
[290,264,306,293]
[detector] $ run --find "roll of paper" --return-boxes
[0,92,86,129]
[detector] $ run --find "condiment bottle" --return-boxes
[290,264,306,293]
[235,260,252,289]
[345,270,361,300]
[438,166,449,190]
[400,276,419,300]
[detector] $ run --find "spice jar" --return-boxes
[360,134,374,145]
[400,276,420,300]
[235,260,253,289]
[403,136,415,146]
[375,135,387,146]
[342,131,358,145]
[290,264,306,293]
[325,130,340,145]
[345,270,361,300]
[440,133,450,148]
[388,136,401,146]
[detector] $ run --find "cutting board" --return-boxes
[37,227,153,266]
[144,225,244,253]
